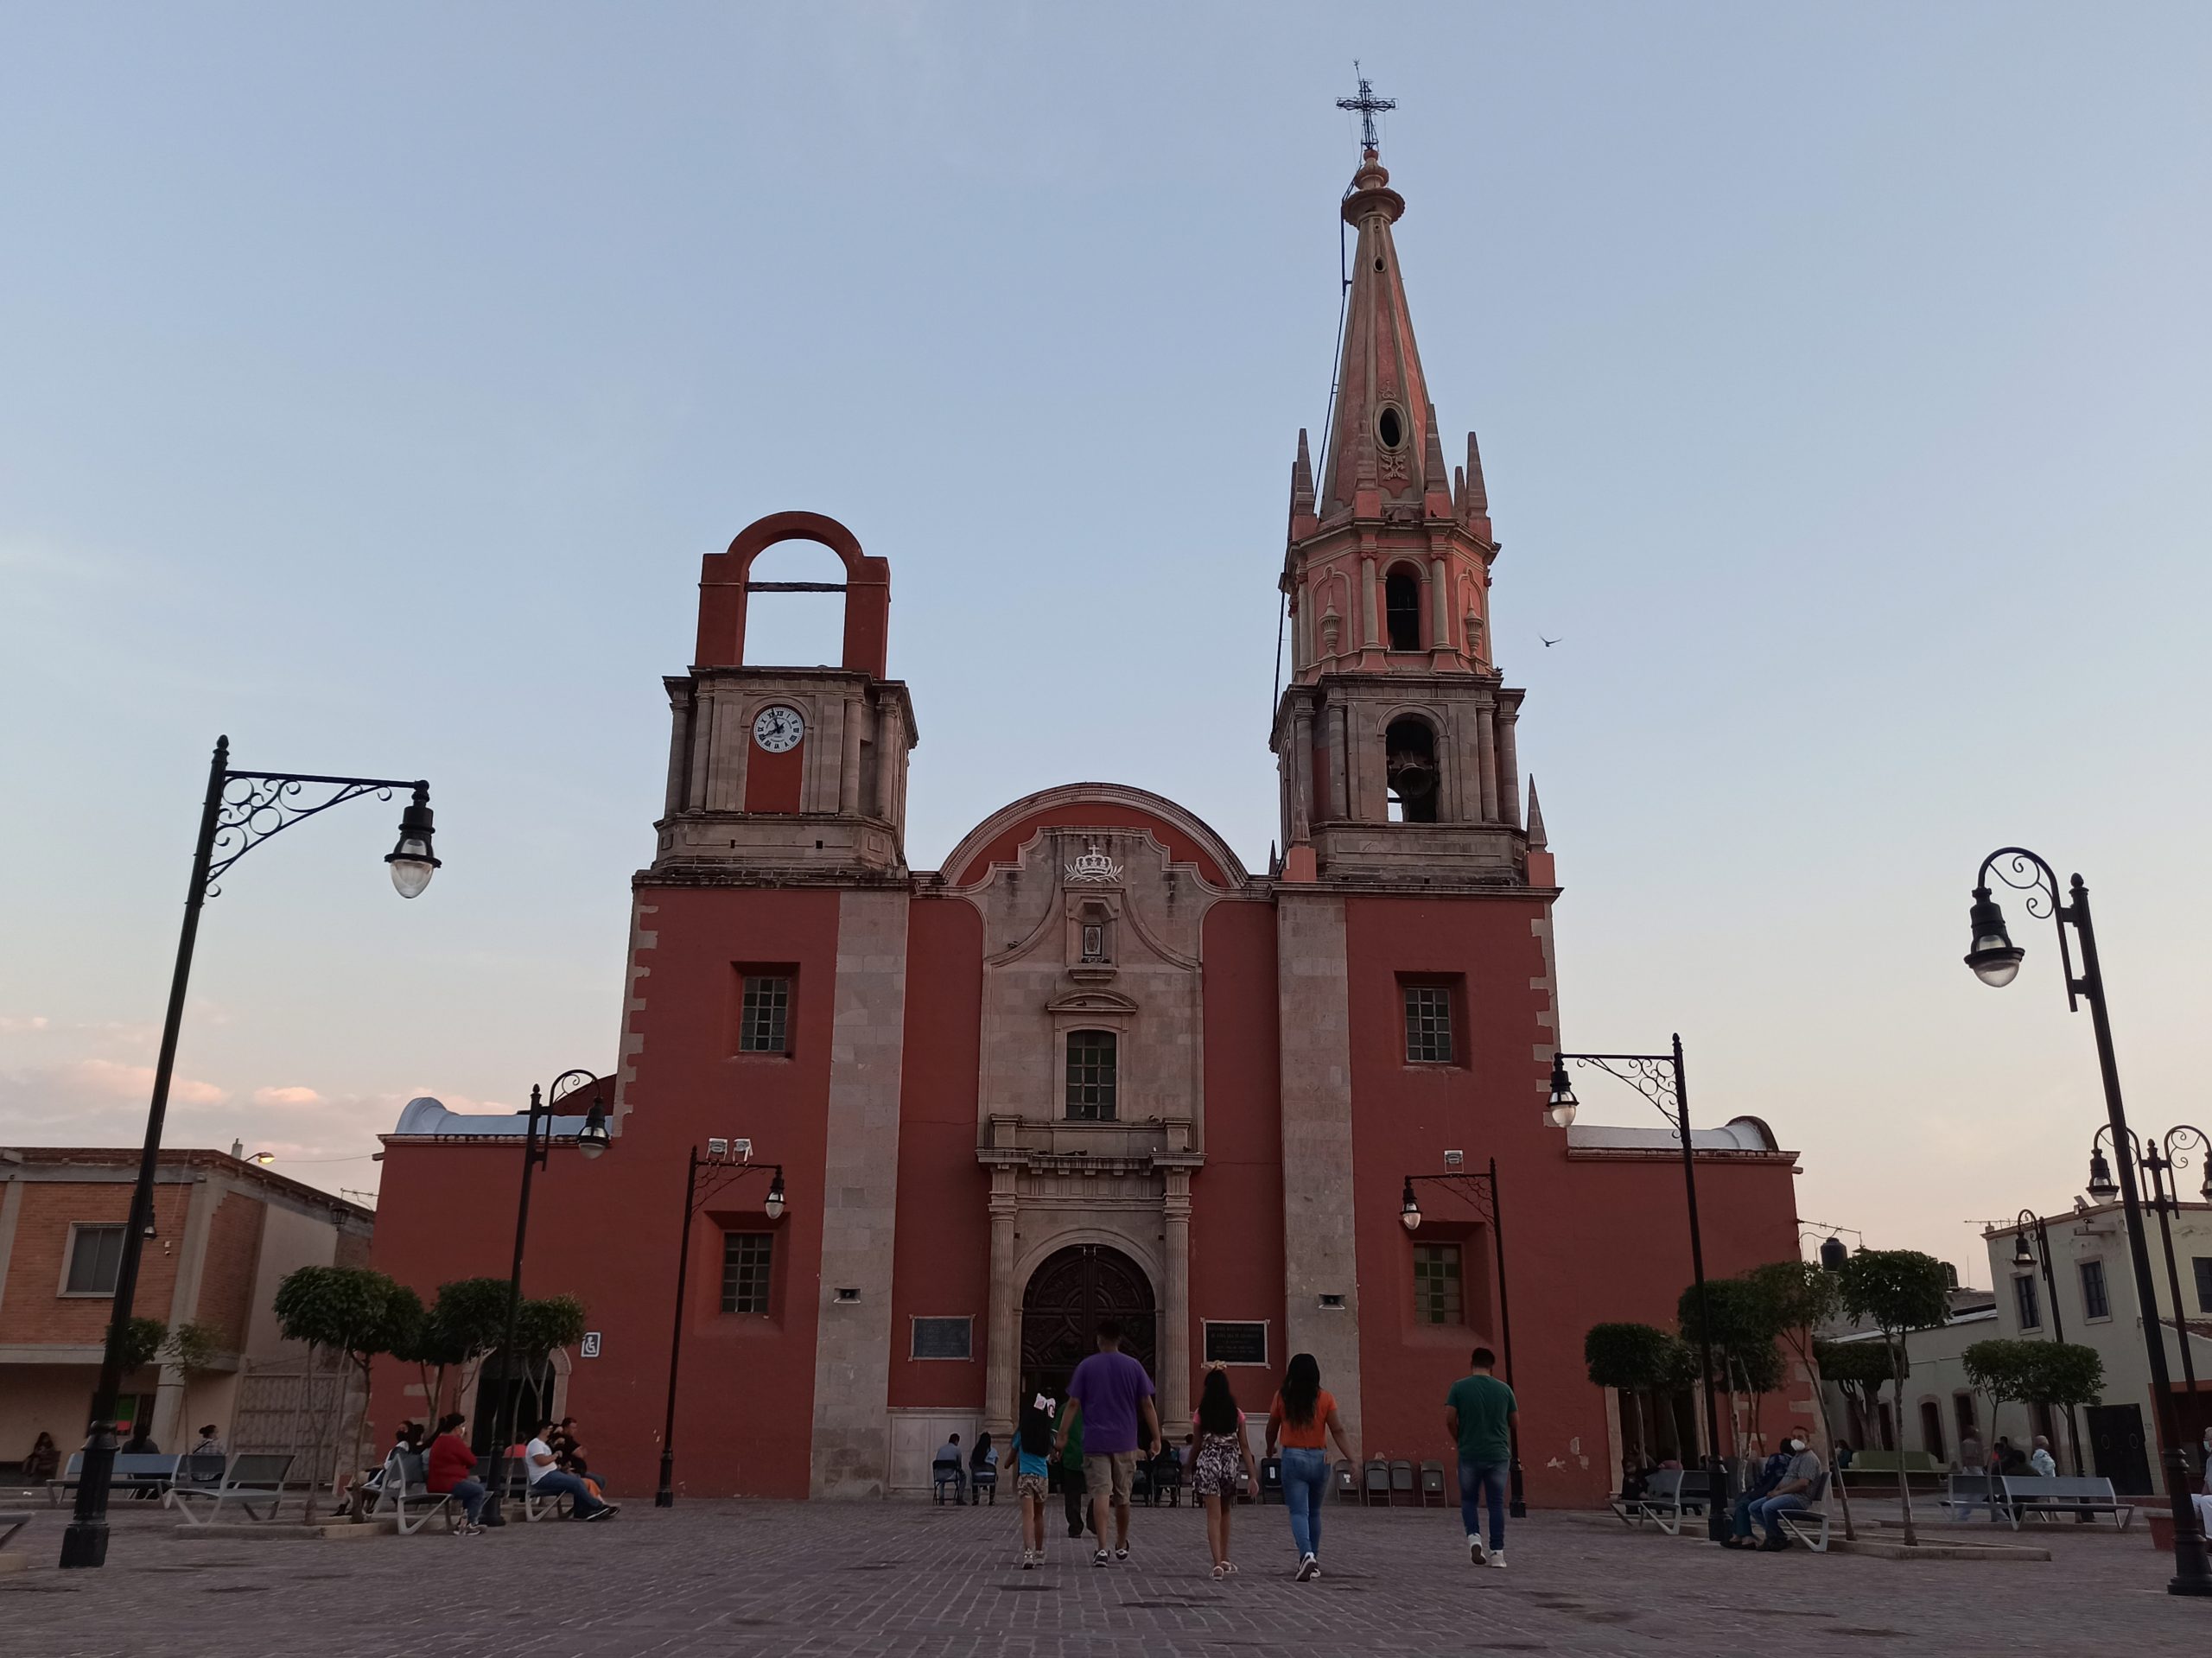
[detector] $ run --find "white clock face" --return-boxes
[752,705,805,753]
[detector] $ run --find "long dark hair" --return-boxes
[1019,1399,1053,1458]
[1281,1352,1321,1428]
[1197,1368,1240,1435]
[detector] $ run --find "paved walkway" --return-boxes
[3,1496,2205,1656]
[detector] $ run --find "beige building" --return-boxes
[0,1147,373,1465]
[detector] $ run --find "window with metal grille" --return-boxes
[721,1232,773,1314]
[1065,1031,1118,1121]
[2079,1258,2110,1320]
[65,1224,125,1295]
[1402,985,1453,1064]
[2013,1274,2040,1331]
[1413,1243,1463,1324]
[739,975,791,1054]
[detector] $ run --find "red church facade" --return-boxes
[368,147,1802,1505]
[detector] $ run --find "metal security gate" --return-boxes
[230,1357,361,1487]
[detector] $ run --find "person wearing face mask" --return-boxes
[1720,1443,1797,1549]
[1745,1435,1824,1551]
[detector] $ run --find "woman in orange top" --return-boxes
[1265,1352,1358,1581]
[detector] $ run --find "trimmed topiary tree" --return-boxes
[1743,1258,1859,1540]
[1585,1322,1686,1466]
[1838,1248,1952,1547]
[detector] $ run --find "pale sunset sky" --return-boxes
[2,3,2208,1282]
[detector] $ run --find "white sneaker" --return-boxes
[1468,1533,1488,1566]
[1021,1550,1035,1570]
[1294,1553,1318,1582]
[1489,1550,1508,1569]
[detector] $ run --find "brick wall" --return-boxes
[194,1191,268,1350]
[0,1181,194,1344]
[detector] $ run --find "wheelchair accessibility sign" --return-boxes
[581,1331,602,1358]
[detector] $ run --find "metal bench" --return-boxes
[45,1452,183,1506]
[484,1458,575,1521]
[370,1461,462,1536]
[1941,1471,2004,1521]
[1774,1472,1834,1553]
[1611,1468,1712,1535]
[164,1452,294,1525]
[2000,1475,2134,1530]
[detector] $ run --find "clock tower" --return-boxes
[1272,145,1541,890]
[652,510,918,880]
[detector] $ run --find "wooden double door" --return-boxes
[1019,1244,1155,1401]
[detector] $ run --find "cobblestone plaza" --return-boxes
[3,1499,2203,1657]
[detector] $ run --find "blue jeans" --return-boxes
[1748,1492,1807,1539]
[1459,1459,1508,1551]
[1731,1490,1772,1539]
[1280,1446,1329,1560]
[530,1470,606,1517]
[446,1477,486,1524]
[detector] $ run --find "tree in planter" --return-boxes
[1815,1337,1895,1452]
[1961,1339,2041,1471]
[1744,1259,1859,1540]
[160,1320,231,1443]
[425,1276,512,1428]
[509,1295,588,1434]
[2024,1343,2104,1475]
[1584,1323,1686,1470]
[1680,1278,1780,1468]
[1837,1248,1952,1547]
[271,1265,400,1518]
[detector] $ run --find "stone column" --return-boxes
[873,699,900,825]
[1274,893,1364,1451]
[1476,703,1499,823]
[1290,704,1314,837]
[837,694,863,815]
[983,1184,1020,1441]
[1498,702,1522,829]
[704,686,748,811]
[808,889,910,1497]
[1359,556,1379,648]
[1332,703,1353,823]
[1427,556,1451,651]
[1161,1172,1193,1432]
[663,683,694,817]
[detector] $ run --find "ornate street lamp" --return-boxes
[1401,1159,1523,1515]
[1547,1037,1728,1543]
[657,1145,790,1507]
[480,1070,612,1528]
[60,737,437,1572]
[1961,846,2209,1596]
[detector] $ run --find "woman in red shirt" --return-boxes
[425,1412,487,1534]
[1265,1353,1357,1581]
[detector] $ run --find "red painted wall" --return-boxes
[743,738,804,813]
[1192,898,1287,1418]
[1340,893,1801,1508]
[885,896,988,1408]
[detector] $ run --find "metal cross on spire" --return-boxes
[1336,62,1395,152]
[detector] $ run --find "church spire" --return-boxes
[1319,143,1437,517]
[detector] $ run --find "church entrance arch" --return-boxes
[1020,1244,1156,1401]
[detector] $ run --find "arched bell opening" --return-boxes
[1385,716,1441,823]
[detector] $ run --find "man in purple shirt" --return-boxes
[1052,1320,1161,1566]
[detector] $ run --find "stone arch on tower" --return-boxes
[692,510,892,677]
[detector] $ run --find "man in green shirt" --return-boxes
[1444,1346,1518,1568]
[1058,1399,1091,1539]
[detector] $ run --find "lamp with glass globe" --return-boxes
[1545,1058,1579,1128]
[1963,889,2024,987]
[385,786,442,898]
[1399,1178,1421,1232]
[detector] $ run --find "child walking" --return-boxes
[1190,1365,1257,1580]
[1016,1394,1054,1569]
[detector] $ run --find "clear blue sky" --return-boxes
[3,3,2207,1278]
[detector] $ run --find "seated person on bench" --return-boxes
[425,1413,488,1533]
[1722,1446,1796,1549]
[524,1418,615,1520]
[933,1432,968,1501]
[1745,1437,1823,1552]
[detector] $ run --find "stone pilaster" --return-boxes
[1274,893,1363,1447]
[982,1182,1020,1441]
[1477,703,1499,823]
[1162,1171,1193,1431]
[808,888,910,1497]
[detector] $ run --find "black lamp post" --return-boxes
[1546,1036,1729,1543]
[1400,1159,1523,1516]
[2006,1209,2083,1476]
[479,1070,610,1528]
[2089,1123,2211,1489]
[59,737,437,1572]
[1961,847,2209,1596]
[655,1145,787,1507]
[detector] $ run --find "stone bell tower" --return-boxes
[652,510,918,880]
[1271,147,1540,888]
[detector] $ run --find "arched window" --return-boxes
[1384,569,1421,651]
[1384,716,1440,823]
[1066,1031,1118,1121]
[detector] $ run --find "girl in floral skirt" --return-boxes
[1189,1364,1257,1580]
